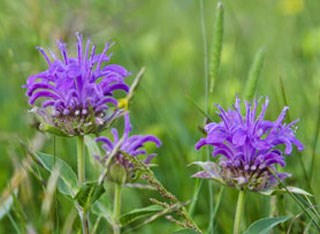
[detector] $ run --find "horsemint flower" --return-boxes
[23,33,130,136]
[193,97,304,191]
[96,114,161,184]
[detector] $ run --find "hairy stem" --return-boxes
[233,190,246,234]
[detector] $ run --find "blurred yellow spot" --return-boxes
[118,98,129,110]
[302,28,320,57]
[279,0,304,15]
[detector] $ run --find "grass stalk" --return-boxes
[199,1,214,233]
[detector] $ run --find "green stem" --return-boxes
[113,183,122,234]
[77,135,89,234]
[7,213,21,234]
[77,135,85,185]
[79,211,89,234]
[233,190,246,234]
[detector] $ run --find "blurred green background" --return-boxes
[1,0,320,233]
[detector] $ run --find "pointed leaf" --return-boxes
[259,186,313,197]
[243,216,291,234]
[74,181,105,210]
[120,205,163,226]
[35,152,78,197]
[190,161,225,185]
[287,186,313,196]
[39,123,71,137]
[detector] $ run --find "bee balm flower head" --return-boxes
[194,97,304,191]
[96,114,161,184]
[24,33,130,136]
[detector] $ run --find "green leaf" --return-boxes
[120,205,163,226]
[38,123,71,137]
[74,181,105,210]
[190,161,225,185]
[91,201,113,225]
[35,152,78,197]
[259,186,313,197]
[243,216,291,234]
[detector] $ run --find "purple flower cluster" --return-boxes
[96,114,161,182]
[24,33,130,136]
[194,97,304,191]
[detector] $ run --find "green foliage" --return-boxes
[35,152,78,197]
[243,216,291,234]
[259,186,313,197]
[74,182,105,210]
[1,0,320,233]
[39,123,71,137]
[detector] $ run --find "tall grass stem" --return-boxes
[199,1,214,233]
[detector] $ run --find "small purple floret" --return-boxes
[96,114,161,182]
[24,33,130,136]
[194,97,304,191]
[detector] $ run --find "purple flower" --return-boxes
[96,114,161,183]
[194,97,304,191]
[23,33,130,136]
